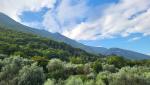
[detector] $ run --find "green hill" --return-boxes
[0,18,150,85]
[0,27,102,62]
[0,12,149,60]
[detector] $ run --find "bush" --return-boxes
[18,63,45,85]
[96,71,111,85]
[84,80,95,85]
[0,56,32,85]
[91,60,102,73]
[102,64,117,72]
[69,57,83,64]
[83,63,93,75]
[31,56,49,71]
[65,76,83,85]
[109,66,150,85]
[47,59,65,79]
[106,56,127,68]
[44,79,55,85]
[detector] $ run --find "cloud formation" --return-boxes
[0,0,56,21]
[0,0,150,41]
[63,0,150,40]
[42,0,89,33]
[128,37,141,42]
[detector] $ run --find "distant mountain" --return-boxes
[104,48,150,60]
[0,12,150,60]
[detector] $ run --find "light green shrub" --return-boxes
[44,79,55,85]
[65,76,83,85]
[18,63,45,85]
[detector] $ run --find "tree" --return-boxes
[31,56,49,71]
[70,57,83,64]
[47,59,65,79]
[44,79,55,85]
[0,56,32,85]
[102,64,117,72]
[18,63,45,85]
[65,76,83,85]
[113,66,150,85]
[96,71,111,85]
[106,56,126,68]
[91,60,102,73]
[84,80,95,85]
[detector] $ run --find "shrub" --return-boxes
[65,76,83,85]
[18,63,45,85]
[84,80,95,85]
[96,71,111,85]
[106,56,126,68]
[70,57,83,64]
[102,64,117,72]
[91,60,102,73]
[0,56,32,85]
[47,59,65,79]
[44,79,55,85]
[109,66,150,85]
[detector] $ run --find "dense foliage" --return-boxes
[0,27,101,62]
[0,55,150,85]
[0,27,150,85]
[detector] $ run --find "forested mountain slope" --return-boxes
[0,14,150,85]
[0,27,101,62]
[0,12,150,60]
[0,12,107,55]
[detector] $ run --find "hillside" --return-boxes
[0,12,107,55]
[0,12,150,60]
[0,28,150,85]
[0,27,101,62]
[0,26,150,85]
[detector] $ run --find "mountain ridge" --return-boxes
[0,12,149,60]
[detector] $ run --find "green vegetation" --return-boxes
[0,27,101,62]
[0,27,150,85]
[0,55,150,85]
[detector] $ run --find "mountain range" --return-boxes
[0,12,149,60]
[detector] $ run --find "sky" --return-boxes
[0,0,150,55]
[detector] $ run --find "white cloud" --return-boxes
[56,0,88,24]
[63,0,150,40]
[1,0,150,41]
[43,10,61,32]
[63,22,99,40]
[128,37,141,42]
[0,0,56,21]
[42,0,89,33]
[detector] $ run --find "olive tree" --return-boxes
[18,63,45,85]
[110,66,150,85]
[47,59,65,79]
[0,56,31,85]
[65,76,83,85]
[44,79,55,85]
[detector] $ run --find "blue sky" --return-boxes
[0,0,150,55]
[80,34,150,54]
